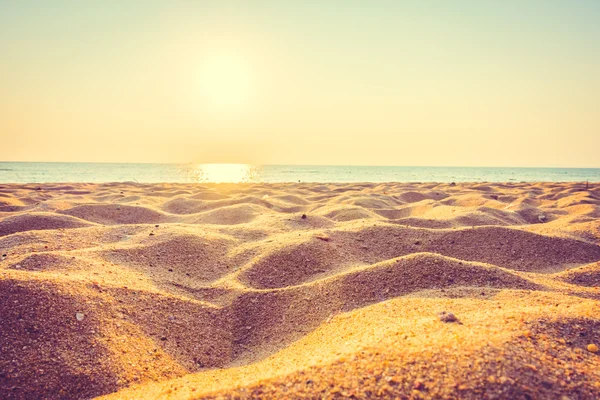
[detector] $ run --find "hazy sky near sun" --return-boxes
[1,1,599,167]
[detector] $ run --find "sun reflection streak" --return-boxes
[189,164,258,183]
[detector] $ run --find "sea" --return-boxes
[0,162,599,184]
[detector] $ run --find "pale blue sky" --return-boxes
[1,1,599,166]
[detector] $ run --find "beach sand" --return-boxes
[1,182,599,399]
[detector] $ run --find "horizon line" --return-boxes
[1,161,600,170]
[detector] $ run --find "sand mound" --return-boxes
[441,193,496,207]
[397,191,429,203]
[0,278,122,399]
[372,208,413,219]
[103,287,233,370]
[189,191,231,200]
[0,276,187,399]
[239,235,353,289]
[7,253,79,272]
[103,233,235,286]
[452,212,509,227]
[472,206,525,225]
[0,195,33,210]
[339,196,398,209]
[161,198,207,215]
[388,210,511,228]
[0,205,35,213]
[390,217,455,229]
[431,226,600,272]
[317,205,377,222]
[232,253,540,358]
[171,196,266,213]
[61,204,167,225]
[273,213,336,231]
[336,253,539,299]
[267,194,311,205]
[0,182,599,399]
[555,191,600,207]
[0,213,92,237]
[191,204,263,225]
[101,292,600,400]
[199,315,600,400]
[514,205,553,224]
[556,261,600,287]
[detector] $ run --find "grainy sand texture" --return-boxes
[1,182,599,399]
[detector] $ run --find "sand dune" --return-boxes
[1,182,599,399]
[0,213,93,237]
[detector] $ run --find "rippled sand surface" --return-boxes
[1,182,599,399]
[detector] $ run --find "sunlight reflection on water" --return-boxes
[186,164,259,183]
[1,163,599,183]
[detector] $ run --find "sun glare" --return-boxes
[198,54,253,112]
[192,163,256,183]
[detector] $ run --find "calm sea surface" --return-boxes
[0,163,599,183]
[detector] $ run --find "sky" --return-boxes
[1,1,599,167]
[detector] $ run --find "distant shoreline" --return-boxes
[1,163,599,184]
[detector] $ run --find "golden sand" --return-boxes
[0,182,599,399]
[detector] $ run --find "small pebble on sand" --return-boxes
[587,344,598,353]
[301,214,307,219]
[413,380,425,390]
[76,313,85,321]
[439,311,458,323]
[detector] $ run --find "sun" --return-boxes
[198,53,253,112]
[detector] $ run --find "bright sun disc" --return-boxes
[198,54,253,111]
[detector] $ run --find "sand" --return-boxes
[0,181,599,399]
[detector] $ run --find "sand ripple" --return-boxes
[0,182,599,399]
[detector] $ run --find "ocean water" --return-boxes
[0,162,599,184]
